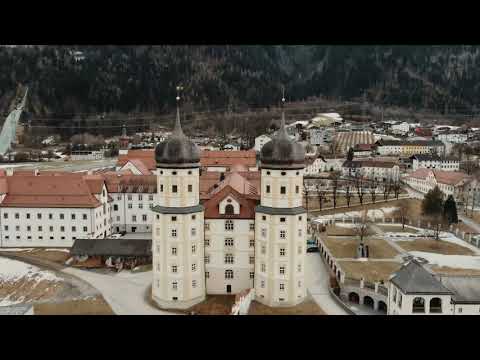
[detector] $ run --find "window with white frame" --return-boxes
[192,263,196,272]
[249,223,255,231]
[250,272,254,279]
[261,263,266,272]
[225,269,234,279]
[225,253,234,264]
[132,215,137,223]
[279,266,285,275]
[249,239,255,247]
[249,256,254,264]
[192,280,197,288]
[142,214,147,222]
[171,265,178,273]
[205,223,210,230]
[261,245,266,255]
[279,283,285,291]
[192,244,196,254]
[280,248,286,256]
[205,238,210,246]
[191,228,196,236]
[280,230,286,239]
[171,247,177,256]
[172,281,177,290]
[261,228,267,238]
[225,238,234,247]
[297,264,301,272]
[261,280,265,288]
[298,229,302,237]
[225,220,234,231]
[205,255,210,264]
[171,229,177,237]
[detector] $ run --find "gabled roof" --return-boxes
[203,184,258,219]
[117,149,156,170]
[71,238,152,256]
[390,260,453,295]
[209,172,258,198]
[201,150,257,168]
[122,159,152,175]
[439,276,480,304]
[0,176,101,208]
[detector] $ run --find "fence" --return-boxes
[230,288,255,315]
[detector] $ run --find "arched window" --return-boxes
[225,204,234,215]
[225,269,234,279]
[430,297,442,313]
[412,297,425,313]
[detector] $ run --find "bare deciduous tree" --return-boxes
[394,202,409,229]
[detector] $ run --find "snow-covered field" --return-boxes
[0,257,62,284]
[409,251,480,270]
[314,207,399,223]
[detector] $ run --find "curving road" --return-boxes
[305,253,348,315]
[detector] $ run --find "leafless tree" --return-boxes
[303,178,310,212]
[354,209,371,245]
[345,179,353,207]
[330,171,341,209]
[393,202,409,229]
[369,178,378,204]
[392,179,401,200]
[354,174,366,205]
[316,182,327,211]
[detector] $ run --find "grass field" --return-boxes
[322,236,399,259]
[378,225,419,233]
[430,266,480,276]
[34,296,115,315]
[338,260,402,282]
[397,239,475,256]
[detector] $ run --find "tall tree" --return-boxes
[443,195,459,225]
[347,147,354,162]
[422,186,445,240]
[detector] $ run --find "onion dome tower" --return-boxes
[152,86,206,309]
[254,88,307,307]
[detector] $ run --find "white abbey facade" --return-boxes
[151,97,307,309]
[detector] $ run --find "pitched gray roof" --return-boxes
[390,261,453,294]
[439,276,480,304]
[71,239,152,257]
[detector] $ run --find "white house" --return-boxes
[388,260,480,315]
[390,122,410,135]
[436,132,468,144]
[0,172,112,248]
[342,160,400,182]
[411,154,460,172]
[254,135,271,152]
[403,168,471,201]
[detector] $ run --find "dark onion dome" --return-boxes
[260,112,305,170]
[155,107,200,169]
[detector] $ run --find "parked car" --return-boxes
[307,247,319,253]
[110,233,123,239]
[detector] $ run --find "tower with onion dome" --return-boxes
[254,89,307,307]
[151,86,206,309]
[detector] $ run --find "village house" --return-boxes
[342,160,400,182]
[388,260,480,315]
[411,154,460,172]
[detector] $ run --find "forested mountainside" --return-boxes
[1,45,480,118]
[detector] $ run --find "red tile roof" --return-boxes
[203,185,258,219]
[117,149,156,170]
[1,176,101,208]
[200,150,257,168]
[406,168,470,186]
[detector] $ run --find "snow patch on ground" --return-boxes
[0,257,62,283]
[409,251,480,270]
[314,206,399,223]
[0,248,35,252]
[45,248,70,253]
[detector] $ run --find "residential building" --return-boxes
[342,160,400,182]
[411,154,460,172]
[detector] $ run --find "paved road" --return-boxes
[305,253,348,315]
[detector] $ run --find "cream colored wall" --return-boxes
[254,212,307,307]
[219,196,240,215]
[157,168,199,207]
[204,219,255,294]
[152,211,205,307]
[260,169,303,208]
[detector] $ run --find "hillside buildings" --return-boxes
[342,160,400,182]
[376,139,445,156]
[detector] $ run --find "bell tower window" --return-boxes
[225,204,234,215]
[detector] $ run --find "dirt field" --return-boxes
[430,266,480,276]
[248,297,325,315]
[322,236,399,259]
[311,198,410,217]
[326,225,362,237]
[397,239,475,256]
[0,277,65,305]
[338,260,402,282]
[184,295,236,315]
[34,296,115,315]
[20,249,71,265]
[378,225,419,233]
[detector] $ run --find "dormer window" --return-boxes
[225,204,234,215]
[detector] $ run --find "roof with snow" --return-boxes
[390,260,453,295]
